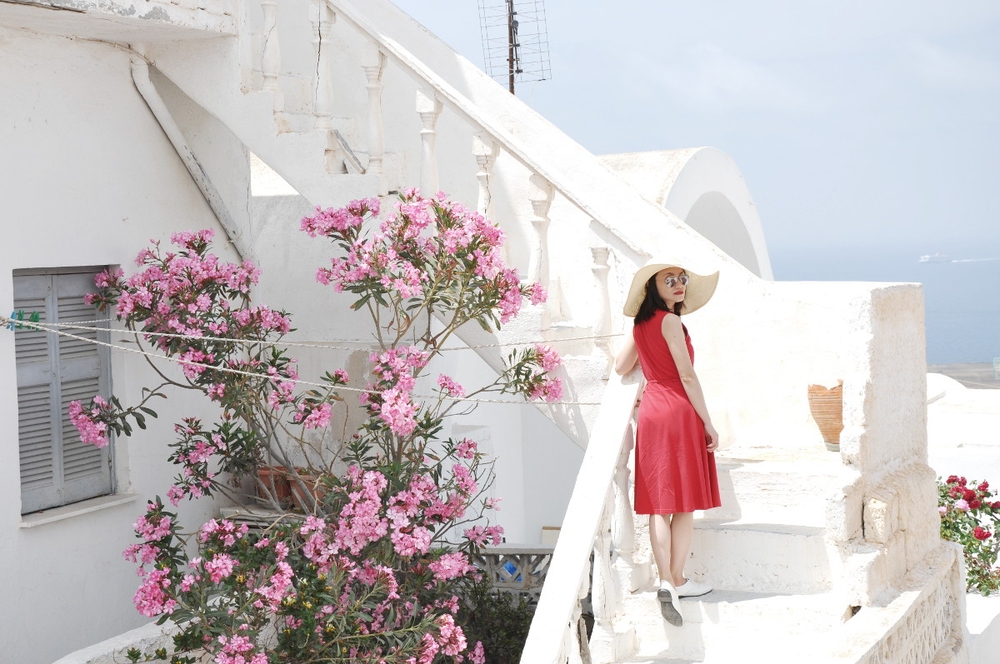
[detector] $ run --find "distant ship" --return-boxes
[918,253,952,263]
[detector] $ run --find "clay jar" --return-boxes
[807,380,844,452]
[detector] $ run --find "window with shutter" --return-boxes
[13,269,113,514]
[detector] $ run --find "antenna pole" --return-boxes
[507,0,516,94]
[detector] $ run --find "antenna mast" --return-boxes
[478,0,551,95]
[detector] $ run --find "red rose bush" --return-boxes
[939,475,1000,594]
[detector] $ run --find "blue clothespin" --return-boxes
[6,311,14,331]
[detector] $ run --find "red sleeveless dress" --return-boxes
[633,310,721,514]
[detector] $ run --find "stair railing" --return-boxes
[518,373,642,663]
[248,0,679,312]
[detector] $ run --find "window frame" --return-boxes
[13,266,115,515]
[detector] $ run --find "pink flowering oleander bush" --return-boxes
[74,191,562,664]
[938,475,1000,595]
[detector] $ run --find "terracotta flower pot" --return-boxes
[256,465,292,507]
[288,473,327,512]
[807,380,844,452]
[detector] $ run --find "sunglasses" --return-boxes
[662,275,689,288]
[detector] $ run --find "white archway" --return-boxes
[600,147,773,279]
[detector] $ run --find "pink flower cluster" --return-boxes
[463,524,505,547]
[124,504,177,578]
[530,377,564,403]
[293,401,332,429]
[412,614,469,663]
[364,346,430,436]
[216,633,269,664]
[535,344,561,372]
[428,552,476,582]
[437,374,465,398]
[134,568,176,617]
[301,198,378,238]
[199,518,249,547]
[304,192,538,331]
[68,396,110,447]
[165,419,230,505]
[91,230,261,328]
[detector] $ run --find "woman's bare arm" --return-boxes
[615,334,639,376]
[660,314,719,451]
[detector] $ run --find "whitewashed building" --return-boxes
[0,1,967,663]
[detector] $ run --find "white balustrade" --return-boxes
[361,44,387,191]
[611,419,640,591]
[472,133,498,221]
[528,173,554,295]
[521,375,640,663]
[260,0,283,111]
[416,88,443,194]
[591,245,613,368]
[311,0,336,131]
[565,575,592,664]
[589,497,623,664]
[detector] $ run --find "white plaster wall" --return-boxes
[0,28,239,664]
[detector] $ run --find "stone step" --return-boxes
[703,446,854,528]
[686,520,835,594]
[619,588,847,663]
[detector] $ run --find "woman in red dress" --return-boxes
[615,260,721,626]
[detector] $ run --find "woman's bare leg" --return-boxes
[648,514,673,582]
[668,512,694,586]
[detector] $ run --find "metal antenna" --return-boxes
[478,0,551,95]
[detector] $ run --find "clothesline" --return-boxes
[2,315,609,407]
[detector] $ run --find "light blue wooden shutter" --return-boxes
[15,270,112,514]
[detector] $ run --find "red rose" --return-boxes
[992,502,1000,510]
[964,489,977,502]
[950,487,962,498]
[970,499,982,509]
[973,526,992,541]
[959,477,968,486]
[947,475,960,484]
[979,481,990,491]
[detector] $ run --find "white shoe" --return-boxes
[676,578,713,598]
[656,583,683,626]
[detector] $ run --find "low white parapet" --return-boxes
[52,621,179,664]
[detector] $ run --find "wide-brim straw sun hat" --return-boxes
[623,259,720,317]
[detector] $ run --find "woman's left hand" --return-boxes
[704,423,719,453]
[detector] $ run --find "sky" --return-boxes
[390,1,1000,279]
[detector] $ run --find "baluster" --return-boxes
[528,172,554,294]
[416,88,443,194]
[611,419,641,591]
[311,0,336,131]
[472,133,498,220]
[591,245,613,367]
[565,574,592,664]
[361,45,387,192]
[260,0,283,111]
[589,496,622,664]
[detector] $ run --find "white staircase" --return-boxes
[622,589,845,663]
[120,1,967,662]
[616,446,855,662]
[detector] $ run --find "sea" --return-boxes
[770,242,1000,365]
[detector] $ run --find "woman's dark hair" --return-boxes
[634,274,682,324]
